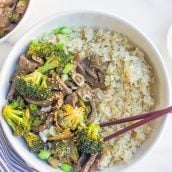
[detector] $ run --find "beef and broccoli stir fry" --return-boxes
[2,27,106,172]
[0,0,29,38]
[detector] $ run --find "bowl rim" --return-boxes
[167,24,172,59]
[0,0,33,43]
[0,9,170,171]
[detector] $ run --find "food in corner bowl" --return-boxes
[0,0,29,38]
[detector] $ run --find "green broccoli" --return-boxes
[27,41,57,58]
[78,99,91,119]
[2,102,31,136]
[27,40,74,66]
[53,26,72,35]
[60,104,85,130]
[8,96,25,110]
[76,123,103,154]
[15,71,51,100]
[24,132,43,152]
[51,141,70,159]
[37,56,59,74]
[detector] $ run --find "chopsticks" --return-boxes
[99,106,172,141]
[77,106,172,172]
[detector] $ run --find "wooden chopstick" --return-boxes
[100,106,172,127]
[102,106,172,141]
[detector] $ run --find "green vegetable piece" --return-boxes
[78,99,91,118]
[9,96,25,110]
[77,123,103,154]
[63,63,73,74]
[37,57,59,74]
[60,104,85,130]
[51,141,70,159]
[27,41,57,58]
[68,55,74,61]
[56,43,64,51]
[31,116,41,127]
[15,71,51,100]
[60,163,73,172]
[61,73,69,81]
[24,132,43,152]
[29,104,38,111]
[2,103,30,136]
[38,150,51,160]
[53,27,72,35]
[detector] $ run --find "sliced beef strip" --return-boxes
[31,56,44,66]
[51,92,64,110]
[77,153,98,172]
[0,7,12,27]
[76,56,105,89]
[71,72,85,87]
[25,98,53,107]
[31,111,55,133]
[48,75,72,95]
[77,153,90,172]
[25,91,63,107]
[19,55,38,72]
[76,85,93,102]
[64,92,78,107]
[6,82,15,100]
[87,99,96,123]
[65,81,78,90]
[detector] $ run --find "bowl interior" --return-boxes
[0,11,170,172]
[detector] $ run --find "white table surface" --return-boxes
[1,0,172,171]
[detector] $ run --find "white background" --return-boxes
[0,0,172,171]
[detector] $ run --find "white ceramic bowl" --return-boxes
[0,0,33,43]
[0,10,170,172]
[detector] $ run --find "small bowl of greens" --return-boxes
[0,11,170,172]
[0,0,32,43]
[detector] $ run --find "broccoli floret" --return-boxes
[15,71,51,100]
[53,26,72,35]
[51,141,70,159]
[78,99,91,120]
[60,104,85,130]
[8,96,25,110]
[37,56,58,74]
[76,123,103,154]
[27,41,57,58]
[2,102,31,136]
[24,132,43,152]
[27,40,74,66]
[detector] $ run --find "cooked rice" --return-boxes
[42,26,155,169]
